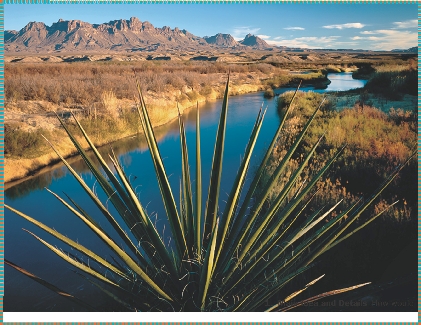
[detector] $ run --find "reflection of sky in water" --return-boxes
[324,72,367,91]
[5,73,366,311]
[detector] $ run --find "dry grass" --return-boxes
[5,61,280,107]
[101,90,119,118]
[270,91,417,223]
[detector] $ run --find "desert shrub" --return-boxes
[263,88,275,98]
[5,125,50,158]
[5,61,328,106]
[255,63,274,74]
[263,74,291,88]
[388,107,417,127]
[101,90,119,118]
[323,65,343,73]
[364,69,417,99]
[352,64,376,79]
[275,91,416,222]
[186,90,200,101]
[199,84,213,96]
[278,91,334,118]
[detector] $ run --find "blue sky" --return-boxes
[5,3,417,50]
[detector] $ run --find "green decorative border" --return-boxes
[418,1,420,324]
[0,0,419,323]
[0,2,4,324]
[2,0,420,4]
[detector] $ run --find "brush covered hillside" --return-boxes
[5,17,271,53]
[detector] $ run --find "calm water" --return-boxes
[5,73,367,311]
[322,72,367,91]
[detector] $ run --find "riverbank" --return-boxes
[7,76,417,184]
[6,58,416,184]
[5,80,264,183]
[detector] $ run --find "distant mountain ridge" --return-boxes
[391,46,417,53]
[5,17,271,53]
[203,33,239,47]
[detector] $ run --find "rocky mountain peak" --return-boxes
[24,21,47,32]
[5,17,276,53]
[240,34,269,49]
[204,33,239,47]
[50,19,90,32]
[128,16,142,29]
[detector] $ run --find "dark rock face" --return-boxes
[5,30,18,42]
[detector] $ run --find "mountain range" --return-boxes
[5,17,271,53]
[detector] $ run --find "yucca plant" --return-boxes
[6,77,414,312]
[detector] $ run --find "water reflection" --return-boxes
[324,72,367,91]
[6,72,366,200]
[5,72,367,311]
[5,99,220,199]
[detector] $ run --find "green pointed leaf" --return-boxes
[223,134,325,284]
[44,188,173,301]
[41,135,149,267]
[213,107,265,274]
[276,282,371,312]
[6,204,131,281]
[195,103,203,259]
[178,107,194,256]
[203,76,230,248]
[199,218,219,310]
[222,95,323,271]
[24,229,122,288]
[325,200,399,253]
[5,259,97,311]
[134,79,187,261]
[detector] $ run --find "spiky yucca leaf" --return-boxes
[6,77,411,312]
[5,259,97,311]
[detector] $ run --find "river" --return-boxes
[5,72,368,311]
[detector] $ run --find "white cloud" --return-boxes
[393,19,417,29]
[273,36,283,40]
[371,29,417,50]
[257,34,271,39]
[266,36,340,49]
[231,26,260,40]
[351,36,380,41]
[352,29,417,50]
[284,27,305,31]
[360,31,378,35]
[323,23,365,30]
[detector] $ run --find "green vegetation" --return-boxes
[6,78,413,312]
[5,125,51,158]
[263,70,330,89]
[365,68,417,100]
[263,87,275,98]
[322,65,344,73]
[67,109,141,143]
[4,110,143,160]
[276,91,416,219]
[352,63,376,79]
[273,91,417,308]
